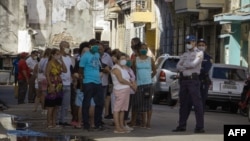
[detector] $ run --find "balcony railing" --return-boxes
[196,0,225,9]
[130,0,153,23]
[131,0,151,12]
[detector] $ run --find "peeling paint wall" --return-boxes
[27,0,94,48]
[94,0,110,42]
[0,0,22,54]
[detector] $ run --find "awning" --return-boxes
[214,12,250,23]
[218,34,231,38]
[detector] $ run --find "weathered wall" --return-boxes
[30,0,94,48]
[0,0,23,54]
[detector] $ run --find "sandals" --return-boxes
[47,125,53,129]
[47,125,62,129]
[74,124,82,129]
[113,130,126,133]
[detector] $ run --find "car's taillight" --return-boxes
[209,81,213,90]
[159,71,166,82]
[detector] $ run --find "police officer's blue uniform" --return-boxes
[197,38,212,110]
[173,35,205,133]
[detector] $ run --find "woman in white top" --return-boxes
[111,53,137,133]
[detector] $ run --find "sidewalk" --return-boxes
[1,103,224,141]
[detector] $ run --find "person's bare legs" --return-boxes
[104,96,111,117]
[130,111,137,127]
[141,112,147,128]
[113,111,124,132]
[146,110,152,129]
[52,107,59,127]
[89,105,95,128]
[77,106,82,127]
[33,89,41,112]
[47,107,53,127]
[119,111,125,129]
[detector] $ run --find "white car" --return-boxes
[168,63,249,113]
[152,54,180,106]
[206,63,248,113]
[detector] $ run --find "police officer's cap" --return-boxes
[197,38,206,44]
[185,35,196,42]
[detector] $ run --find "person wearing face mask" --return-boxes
[79,39,105,131]
[45,48,67,129]
[57,41,73,126]
[111,53,137,133]
[98,42,114,121]
[173,35,205,133]
[197,38,213,111]
[26,50,39,103]
[131,43,156,129]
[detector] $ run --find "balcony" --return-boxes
[130,0,154,23]
[196,0,225,9]
[175,0,200,13]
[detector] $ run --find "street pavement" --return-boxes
[0,85,249,141]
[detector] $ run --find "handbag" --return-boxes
[142,85,152,98]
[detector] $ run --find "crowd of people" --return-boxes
[13,35,213,134]
[13,37,156,133]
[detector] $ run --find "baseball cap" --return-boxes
[197,38,206,44]
[185,35,196,42]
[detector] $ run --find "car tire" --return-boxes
[167,89,177,106]
[229,103,239,113]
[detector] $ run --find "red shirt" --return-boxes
[18,59,30,80]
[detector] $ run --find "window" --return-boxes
[212,67,246,81]
[162,58,179,72]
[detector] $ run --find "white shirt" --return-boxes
[26,56,38,75]
[101,53,114,86]
[111,64,130,90]
[177,47,204,76]
[60,55,72,86]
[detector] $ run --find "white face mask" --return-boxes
[120,60,127,66]
[186,44,193,50]
[33,56,38,60]
[198,46,206,51]
[64,48,70,54]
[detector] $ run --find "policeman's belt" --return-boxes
[181,73,199,80]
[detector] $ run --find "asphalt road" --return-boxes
[0,85,250,141]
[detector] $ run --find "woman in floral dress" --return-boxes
[45,48,67,128]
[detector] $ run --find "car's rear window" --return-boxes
[162,58,179,72]
[212,67,247,81]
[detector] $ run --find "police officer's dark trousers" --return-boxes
[200,81,209,110]
[178,79,204,130]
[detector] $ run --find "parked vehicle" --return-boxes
[206,63,248,113]
[152,54,180,106]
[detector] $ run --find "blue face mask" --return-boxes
[126,60,132,67]
[90,45,99,53]
[140,49,147,55]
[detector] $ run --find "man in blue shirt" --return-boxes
[79,41,104,131]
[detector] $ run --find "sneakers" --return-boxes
[124,125,134,131]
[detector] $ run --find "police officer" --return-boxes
[172,35,205,133]
[197,38,213,111]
